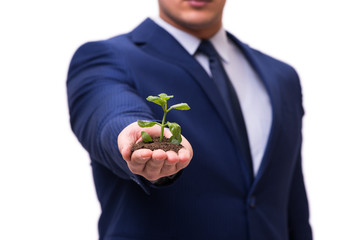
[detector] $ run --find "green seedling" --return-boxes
[137,93,190,145]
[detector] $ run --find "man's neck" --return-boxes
[159,14,222,39]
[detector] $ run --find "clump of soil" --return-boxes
[131,137,183,154]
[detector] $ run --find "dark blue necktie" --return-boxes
[197,40,253,178]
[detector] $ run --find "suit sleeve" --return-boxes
[66,41,154,192]
[287,149,313,240]
[285,67,312,239]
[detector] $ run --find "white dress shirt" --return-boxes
[152,17,272,176]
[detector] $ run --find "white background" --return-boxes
[1,0,359,239]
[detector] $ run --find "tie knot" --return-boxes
[197,40,219,58]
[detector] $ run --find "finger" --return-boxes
[152,149,168,162]
[118,136,135,162]
[166,150,179,164]
[128,149,152,174]
[178,147,191,163]
[175,148,191,171]
[131,149,153,164]
[118,122,141,161]
[161,151,178,175]
[179,135,193,160]
[142,150,167,181]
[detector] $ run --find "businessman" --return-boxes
[67,0,312,239]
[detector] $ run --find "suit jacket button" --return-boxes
[249,196,256,208]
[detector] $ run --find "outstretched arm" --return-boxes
[67,41,192,192]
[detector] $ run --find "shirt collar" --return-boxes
[152,16,200,56]
[209,27,230,63]
[152,16,230,63]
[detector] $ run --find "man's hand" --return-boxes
[118,122,193,181]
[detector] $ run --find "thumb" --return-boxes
[117,122,141,161]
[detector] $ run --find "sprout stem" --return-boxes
[160,102,168,142]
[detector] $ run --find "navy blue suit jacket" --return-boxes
[67,18,312,240]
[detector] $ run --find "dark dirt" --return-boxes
[131,137,183,154]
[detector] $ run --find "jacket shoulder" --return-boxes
[227,32,299,78]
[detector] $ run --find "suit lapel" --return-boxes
[227,33,282,188]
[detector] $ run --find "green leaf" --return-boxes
[158,93,174,101]
[141,131,153,143]
[167,122,181,135]
[146,96,166,107]
[169,135,182,145]
[168,103,190,111]
[137,120,157,128]
[167,122,182,145]
[169,136,181,145]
